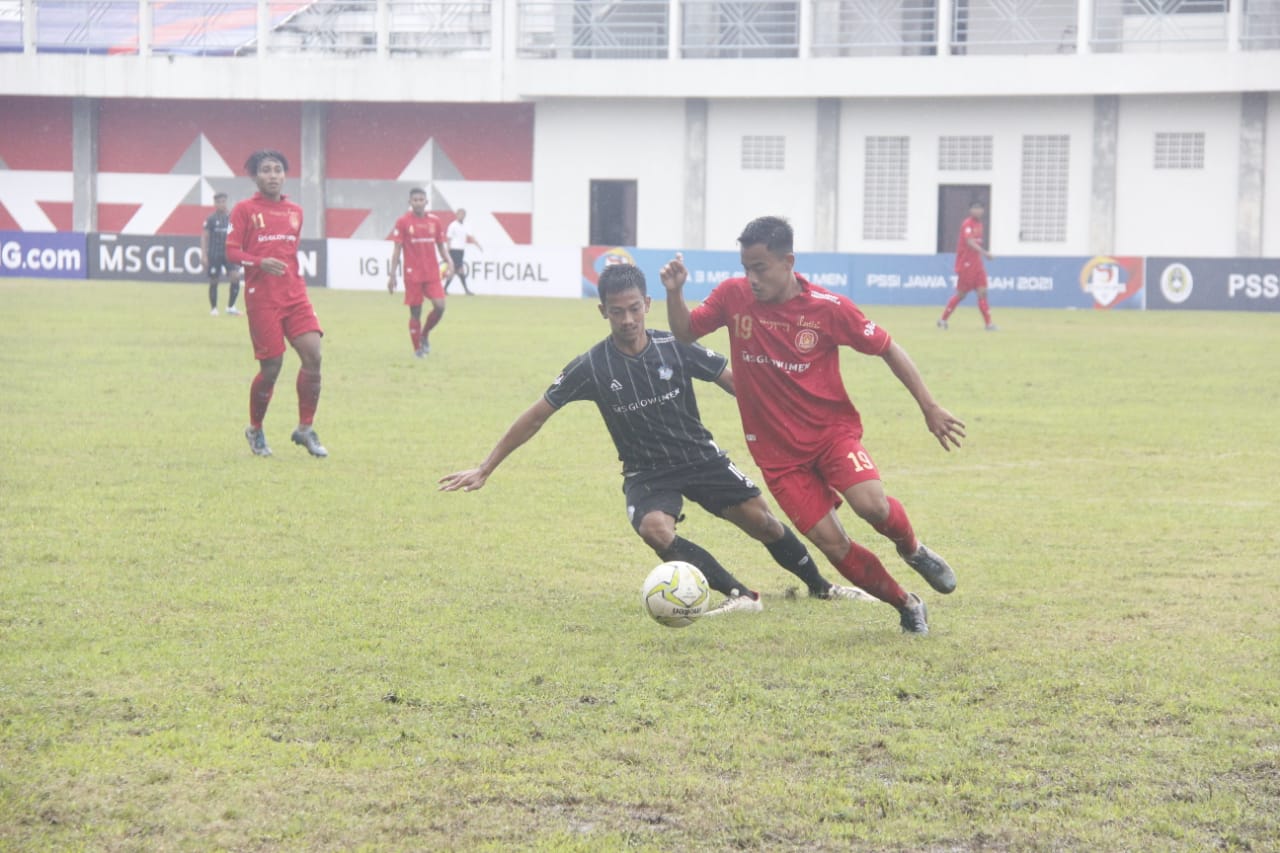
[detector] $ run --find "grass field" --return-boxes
[1,279,1278,852]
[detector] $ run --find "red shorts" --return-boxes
[758,433,882,534]
[247,298,323,361]
[955,266,987,294]
[404,277,444,306]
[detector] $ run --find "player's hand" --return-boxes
[923,404,966,451]
[438,468,489,492]
[386,273,396,294]
[260,258,287,276]
[659,253,687,292]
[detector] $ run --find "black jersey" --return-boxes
[544,329,729,475]
[204,210,230,259]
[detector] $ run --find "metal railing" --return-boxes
[949,0,1079,55]
[5,0,1278,57]
[388,0,492,54]
[517,0,669,58]
[1092,0,1228,52]
[682,0,799,58]
[1241,0,1280,50]
[811,0,937,57]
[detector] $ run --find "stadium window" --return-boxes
[862,136,910,240]
[1154,132,1205,169]
[938,136,993,171]
[1018,134,1069,242]
[741,135,786,170]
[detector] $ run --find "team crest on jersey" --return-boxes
[658,365,673,381]
[795,329,819,353]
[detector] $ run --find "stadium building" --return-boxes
[1,0,1278,259]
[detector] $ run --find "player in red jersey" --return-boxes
[225,149,327,459]
[387,188,452,357]
[939,200,997,330]
[662,216,966,634]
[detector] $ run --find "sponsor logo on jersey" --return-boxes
[609,378,623,392]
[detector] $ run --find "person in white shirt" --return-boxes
[445,208,483,295]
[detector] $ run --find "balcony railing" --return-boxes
[2,0,1277,57]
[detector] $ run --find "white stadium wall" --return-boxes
[531,99,688,250]
[1267,93,1280,258]
[1114,94,1243,257]
[836,96,1096,256]
[703,99,819,253]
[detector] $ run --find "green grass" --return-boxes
[1,279,1277,851]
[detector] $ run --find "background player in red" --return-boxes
[939,199,997,331]
[662,217,966,634]
[387,188,452,357]
[225,149,327,459]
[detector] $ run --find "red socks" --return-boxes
[834,542,909,608]
[409,317,422,351]
[249,372,275,428]
[296,368,321,426]
[978,295,993,325]
[872,496,918,558]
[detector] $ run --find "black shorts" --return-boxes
[623,455,761,532]
[207,258,236,279]
[448,249,465,268]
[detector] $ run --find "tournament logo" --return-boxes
[795,329,819,353]
[1160,263,1193,304]
[1079,256,1144,309]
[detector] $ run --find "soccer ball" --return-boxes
[641,561,710,628]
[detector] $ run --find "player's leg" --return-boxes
[685,456,837,597]
[454,250,473,294]
[765,456,921,630]
[842,480,955,594]
[281,300,326,457]
[209,273,219,315]
[627,477,759,607]
[244,306,287,455]
[939,287,968,325]
[976,284,995,330]
[408,303,423,355]
[423,294,446,339]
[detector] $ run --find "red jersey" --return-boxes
[226,192,308,308]
[955,216,985,274]
[689,276,892,468]
[391,211,446,283]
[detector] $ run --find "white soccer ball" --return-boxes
[641,561,710,628]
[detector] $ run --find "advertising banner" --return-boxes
[1147,257,1280,312]
[89,233,327,287]
[0,231,87,279]
[329,239,579,298]
[851,254,1145,310]
[582,247,1143,311]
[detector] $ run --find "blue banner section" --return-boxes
[852,254,1145,310]
[0,231,88,279]
[1147,257,1280,312]
[583,246,1145,311]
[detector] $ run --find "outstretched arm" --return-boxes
[660,253,696,342]
[438,398,558,492]
[880,341,966,451]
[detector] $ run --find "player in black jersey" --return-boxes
[439,263,874,615]
[202,192,242,316]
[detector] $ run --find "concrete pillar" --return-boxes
[71,97,97,234]
[300,102,326,240]
[684,98,708,249]
[814,98,839,251]
[1089,94,1118,256]
[1237,92,1267,257]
